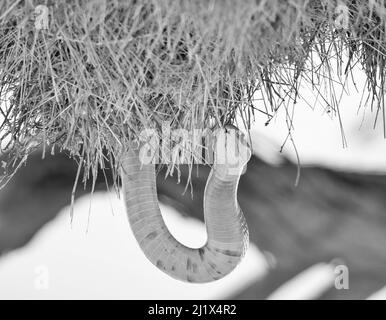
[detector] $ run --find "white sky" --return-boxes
[250,66,386,173]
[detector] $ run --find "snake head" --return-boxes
[214,125,252,176]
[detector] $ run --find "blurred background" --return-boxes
[1,67,386,300]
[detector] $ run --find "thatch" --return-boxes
[1,0,386,187]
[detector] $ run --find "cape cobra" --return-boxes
[121,125,251,283]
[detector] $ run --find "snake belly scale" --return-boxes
[121,126,251,283]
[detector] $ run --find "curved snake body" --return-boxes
[121,126,251,283]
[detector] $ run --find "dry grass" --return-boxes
[1,0,386,189]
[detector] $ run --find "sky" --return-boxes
[250,66,386,173]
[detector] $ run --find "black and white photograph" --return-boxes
[0,0,386,305]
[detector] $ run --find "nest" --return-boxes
[1,0,386,189]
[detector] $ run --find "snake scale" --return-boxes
[121,126,251,283]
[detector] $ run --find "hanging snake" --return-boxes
[121,125,252,283]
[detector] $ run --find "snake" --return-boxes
[121,125,252,283]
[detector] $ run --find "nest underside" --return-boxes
[1,0,386,190]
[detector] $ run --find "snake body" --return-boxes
[121,126,251,283]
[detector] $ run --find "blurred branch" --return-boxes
[1,151,386,299]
